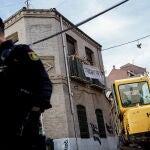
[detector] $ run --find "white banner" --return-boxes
[83,64,104,84]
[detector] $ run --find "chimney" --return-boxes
[113,65,115,69]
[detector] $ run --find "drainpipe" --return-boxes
[60,15,78,150]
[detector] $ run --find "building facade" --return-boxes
[5,8,118,150]
[108,64,147,87]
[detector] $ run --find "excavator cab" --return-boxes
[111,76,150,149]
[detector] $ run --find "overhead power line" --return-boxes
[30,0,129,46]
[55,0,66,8]
[102,34,150,51]
[0,2,24,9]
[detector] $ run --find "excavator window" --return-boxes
[118,81,150,107]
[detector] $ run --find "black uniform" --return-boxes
[0,40,52,149]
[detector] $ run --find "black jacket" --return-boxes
[0,40,52,140]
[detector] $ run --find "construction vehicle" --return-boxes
[106,76,150,149]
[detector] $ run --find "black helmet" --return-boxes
[0,17,4,33]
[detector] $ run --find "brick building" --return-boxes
[108,63,147,86]
[4,8,118,150]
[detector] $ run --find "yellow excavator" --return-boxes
[106,76,150,149]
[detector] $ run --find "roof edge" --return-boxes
[4,7,102,48]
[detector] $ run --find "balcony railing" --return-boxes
[68,56,105,90]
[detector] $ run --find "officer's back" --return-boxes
[0,17,52,149]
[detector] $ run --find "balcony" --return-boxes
[68,56,105,90]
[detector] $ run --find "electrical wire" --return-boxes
[55,0,67,8]
[29,0,129,46]
[0,2,24,9]
[102,34,150,51]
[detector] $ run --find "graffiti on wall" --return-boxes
[106,123,113,134]
[90,123,101,145]
[64,139,69,150]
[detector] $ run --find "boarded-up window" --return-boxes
[95,109,106,138]
[77,105,89,138]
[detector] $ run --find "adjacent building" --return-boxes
[108,63,147,87]
[4,8,118,150]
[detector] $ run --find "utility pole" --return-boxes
[25,0,30,9]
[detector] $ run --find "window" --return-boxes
[119,81,150,107]
[77,105,89,138]
[66,35,76,56]
[95,109,106,138]
[85,47,94,65]
[6,32,19,44]
[66,35,77,76]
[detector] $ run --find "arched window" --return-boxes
[95,109,106,138]
[77,105,89,138]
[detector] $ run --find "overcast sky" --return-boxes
[0,0,150,75]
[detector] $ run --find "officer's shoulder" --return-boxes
[14,44,32,52]
[13,44,39,61]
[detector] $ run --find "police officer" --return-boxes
[0,18,52,149]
